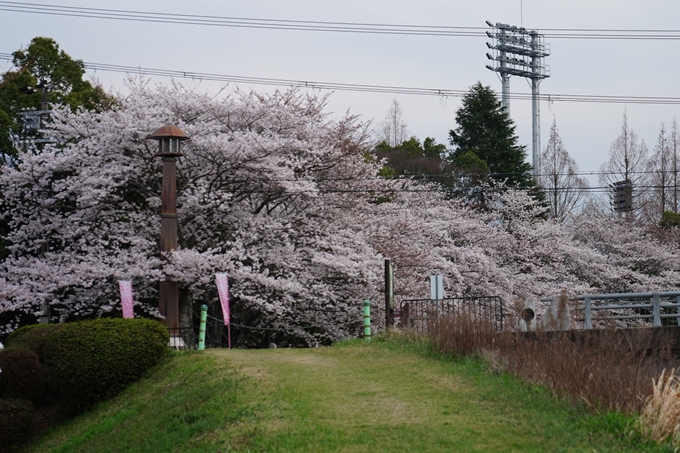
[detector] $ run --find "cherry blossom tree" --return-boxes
[2,81,680,344]
[0,82,385,344]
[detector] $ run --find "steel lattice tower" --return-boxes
[485,21,550,184]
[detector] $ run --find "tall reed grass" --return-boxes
[637,369,680,445]
[427,301,680,444]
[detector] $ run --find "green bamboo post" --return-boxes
[363,300,371,342]
[198,304,208,351]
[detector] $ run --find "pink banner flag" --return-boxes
[215,273,231,349]
[119,280,134,319]
[215,273,230,326]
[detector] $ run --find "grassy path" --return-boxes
[24,338,669,452]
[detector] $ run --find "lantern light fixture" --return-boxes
[149,124,189,157]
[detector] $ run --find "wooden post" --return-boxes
[385,259,394,329]
[402,302,410,328]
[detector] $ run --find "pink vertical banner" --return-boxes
[215,273,231,349]
[119,280,134,319]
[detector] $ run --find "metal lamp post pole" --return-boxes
[149,125,189,337]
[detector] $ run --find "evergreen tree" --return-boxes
[448,82,533,188]
[0,37,112,162]
[374,136,452,186]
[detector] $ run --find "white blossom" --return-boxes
[2,81,679,343]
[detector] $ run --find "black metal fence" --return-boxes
[164,297,505,347]
[167,323,228,350]
[398,296,504,335]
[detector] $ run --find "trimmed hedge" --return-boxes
[0,398,35,450]
[43,318,168,410]
[5,324,65,361]
[0,349,46,405]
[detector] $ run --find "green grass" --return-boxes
[22,336,673,453]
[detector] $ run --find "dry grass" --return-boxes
[429,301,680,447]
[637,368,680,445]
[507,330,668,413]
[429,308,678,414]
[429,310,498,359]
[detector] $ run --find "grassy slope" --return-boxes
[23,337,671,453]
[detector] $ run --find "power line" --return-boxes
[3,1,680,40]
[0,52,468,98]
[2,52,680,105]
[189,186,680,195]
[158,169,680,182]
[0,2,484,37]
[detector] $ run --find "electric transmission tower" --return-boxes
[18,79,55,153]
[485,21,550,184]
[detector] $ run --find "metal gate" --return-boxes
[398,296,504,334]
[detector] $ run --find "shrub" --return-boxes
[660,210,680,229]
[43,318,168,410]
[0,349,47,405]
[5,324,65,361]
[0,398,35,450]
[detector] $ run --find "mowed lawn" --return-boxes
[24,338,669,453]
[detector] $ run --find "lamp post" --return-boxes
[149,125,188,335]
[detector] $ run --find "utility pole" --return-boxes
[485,21,550,184]
[149,125,189,340]
[39,79,48,113]
[26,78,52,324]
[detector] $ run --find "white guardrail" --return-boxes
[541,292,680,329]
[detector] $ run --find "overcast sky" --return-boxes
[2,0,680,190]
